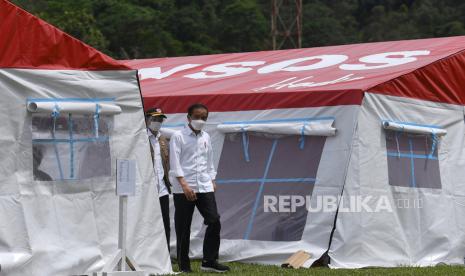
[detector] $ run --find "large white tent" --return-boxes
[0,1,171,275]
[126,36,465,268]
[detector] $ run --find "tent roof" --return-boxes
[125,36,465,113]
[0,0,128,70]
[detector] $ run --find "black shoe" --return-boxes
[180,268,192,273]
[200,260,230,273]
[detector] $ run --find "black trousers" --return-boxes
[159,194,170,252]
[174,192,221,271]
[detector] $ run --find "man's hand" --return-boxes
[182,185,197,201]
[178,177,196,201]
[213,180,217,192]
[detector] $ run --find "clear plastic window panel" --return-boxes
[214,132,326,242]
[32,114,112,181]
[385,130,441,189]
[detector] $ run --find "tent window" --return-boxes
[29,99,119,181]
[214,132,326,242]
[384,123,443,189]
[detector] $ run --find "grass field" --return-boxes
[171,260,465,275]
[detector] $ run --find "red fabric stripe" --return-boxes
[369,50,465,105]
[143,89,364,113]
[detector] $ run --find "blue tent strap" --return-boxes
[299,122,309,150]
[429,132,438,158]
[68,114,75,179]
[51,103,60,134]
[94,103,100,138]
[33,137,109,143]
[241,127,250,162]
[50,103,64,180]
[222,116,335,125]
[408,137,416,188]
[216,177,316,184]
[387,152,438,160]
[244,138,279,240]
[51,102,60,118]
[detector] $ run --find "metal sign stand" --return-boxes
[99,160,144,276]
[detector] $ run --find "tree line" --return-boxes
[12,0,465,59]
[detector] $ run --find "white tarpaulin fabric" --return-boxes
[0,69,171,275]
[216,120,336,136]
[329,93,465,268]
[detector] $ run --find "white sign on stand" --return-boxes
[116,159,136,196]
[100,159,144,276]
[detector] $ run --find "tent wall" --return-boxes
[330,93,465,267]
[161,105,359,265]
[0,69,171,275]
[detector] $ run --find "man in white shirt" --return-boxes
[145,107,171,251]
[170,103,230,273]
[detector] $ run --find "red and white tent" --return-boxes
[126,36,465,267]
[126,36,465,112]
[0,1,170,275]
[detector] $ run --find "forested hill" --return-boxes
[12,0,465,59]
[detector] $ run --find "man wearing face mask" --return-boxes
[145,107,171,251]
[169,103,230,273]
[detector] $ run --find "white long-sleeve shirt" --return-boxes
[169,126,216,194]
[147,129,169,197]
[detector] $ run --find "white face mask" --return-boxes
[190,119,206,131]
[149,121,162,131]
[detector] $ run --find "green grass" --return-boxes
[170,260,465,275]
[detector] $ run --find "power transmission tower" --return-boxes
[271,0,303,50]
